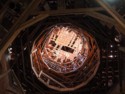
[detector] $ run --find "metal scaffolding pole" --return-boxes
[0,13,49,59]
[96,0,125,93]
[33,7,104,16]
[96,0,125,35]
[0,0,46,60]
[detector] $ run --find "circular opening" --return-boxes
[41,25,89,73]
[30,24,100,91]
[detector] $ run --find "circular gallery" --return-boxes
[30,24,100,91]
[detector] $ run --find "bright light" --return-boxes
[110,45,113,48]
[8,48,13,54]
[115,37,120,42]
[109,55,113,58]
[24,47,27,50]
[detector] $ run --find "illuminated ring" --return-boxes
[30,23,100,91]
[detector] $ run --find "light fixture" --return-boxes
[109,55,113,58]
